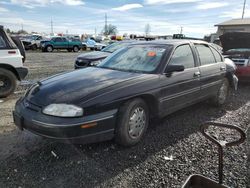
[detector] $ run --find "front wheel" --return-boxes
[211,78,229,106]
[0,68,17,98]
[46,45,53,52]
[115,98,149,146]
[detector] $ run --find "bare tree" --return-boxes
[103,24,118,35]
[145,23,151,36]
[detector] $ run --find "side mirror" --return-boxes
[165,65,185,74]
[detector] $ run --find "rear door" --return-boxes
[61,37,69,49]
[194,44,226,98]
[159,44,201,116]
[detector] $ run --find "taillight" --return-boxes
[8,50,16,54]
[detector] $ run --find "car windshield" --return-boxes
[98,45,168,73]
[102,42,131,53]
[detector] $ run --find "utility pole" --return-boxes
[180,26,183,34]
[105,13,107,36]
[50,19,54,35]
[242,0,247,19]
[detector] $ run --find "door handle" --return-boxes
[220,66,226,71]
[194,72,201,77]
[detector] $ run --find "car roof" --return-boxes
[128,39,209,46]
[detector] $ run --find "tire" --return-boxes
[11,36,26,63]
[115,98,149,146]
[211,78,229,106]
[0,68,17,98]
[46,45,53,52]
[31,44,37,50]
[73,46,79,52]
[82,45,87,51]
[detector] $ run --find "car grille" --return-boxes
[231,58,248,67]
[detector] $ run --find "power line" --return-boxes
[242,0,247,19]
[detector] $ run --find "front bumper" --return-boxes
[13,98,117,143]
[16,67,28,80]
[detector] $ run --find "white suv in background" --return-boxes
[0,25,28,98]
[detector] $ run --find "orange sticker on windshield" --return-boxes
[147,51,156,57]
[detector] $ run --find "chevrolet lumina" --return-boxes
[13,40,238,146]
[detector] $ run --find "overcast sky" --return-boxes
[0,0,249,37]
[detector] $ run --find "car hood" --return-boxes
[220,32,250,52]
[26,67,142,106]
[77,51,110,61]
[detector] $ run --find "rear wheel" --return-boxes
[211,78,229,106]
[115,98,149,146]
[0,68,17,98]
[73,46,79,52]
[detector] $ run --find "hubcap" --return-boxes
[0,76,11,92]
[74,47,78,51]
[0,80,4,87]
[128,107,146,139]
[47,47,52,52]
[218,82,228,103]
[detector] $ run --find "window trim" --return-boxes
[209,45,224,62]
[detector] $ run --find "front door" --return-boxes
[159,44,201,116]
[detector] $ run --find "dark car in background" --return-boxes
[13,40,238,146]
[75,41,134,69]
[220,32,250,82]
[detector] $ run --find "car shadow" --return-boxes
[0,84,249,187]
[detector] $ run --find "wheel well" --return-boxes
[225,73,234,88]
[125,95,159,118]
[46,45,53,48]
[0,64,19,80]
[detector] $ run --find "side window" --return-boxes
[54,38,62,42]
[195,44,216,65]
[210,47,223,62]
[62,38,67,42]
[168,44,195,69]
[37,36,42,40]
[0,36,7,48]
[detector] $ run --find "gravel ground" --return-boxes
[0,52,249,188]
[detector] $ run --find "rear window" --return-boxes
[210,47,223,62]
[195,44,216,65]
[0,36,7,48]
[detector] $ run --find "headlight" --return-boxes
[43,104,83,117]
[76,58,84,63]
[90,60,102,66]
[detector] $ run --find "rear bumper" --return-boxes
[13,98,118,144]
[16,67,28,80]
[236,66,250,82]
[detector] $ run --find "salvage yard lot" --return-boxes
[0,52,249,187]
